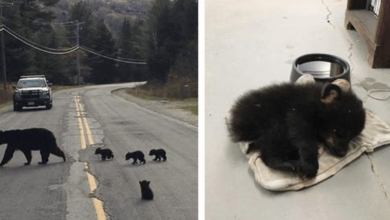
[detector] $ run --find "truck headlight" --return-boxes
[13,91,21,99]
[41,91,50,98]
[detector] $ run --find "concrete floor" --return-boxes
[205,0,390,219]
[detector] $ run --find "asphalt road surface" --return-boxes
[0,83,198,220]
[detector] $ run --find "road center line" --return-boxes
[74,95,107,220]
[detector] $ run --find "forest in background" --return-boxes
[0,0,198,98]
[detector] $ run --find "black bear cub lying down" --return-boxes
[229,82,366,178]
[139,180,154,200]
[125,151,146,164]
[0,128,66,166]
[149,149,167,161]
[95,147,114,160]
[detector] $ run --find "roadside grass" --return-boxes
[178,98,198,115]
[126,83,198,116]
[0,85,15,107]
[0,81,198,116]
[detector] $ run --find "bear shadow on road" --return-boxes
[0,160,69,176]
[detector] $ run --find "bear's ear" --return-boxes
[321,83,342,105]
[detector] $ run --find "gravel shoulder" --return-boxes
[112,88,198,127]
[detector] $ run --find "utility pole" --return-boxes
[0,0,13,100]
[75,20,81,85]
[74,20,84,85]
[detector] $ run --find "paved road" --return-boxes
[0,83,198,220]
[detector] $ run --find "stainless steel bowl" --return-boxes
[290,54,350,83]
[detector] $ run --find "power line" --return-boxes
[0,25,147,64]
[1,25,78,54]
[80,46,146,64]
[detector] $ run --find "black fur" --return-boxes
[125,151,146,164]
[229,82,366,178]
[149,149,167,161]
[139,180,154,200]
[95,147,114,160]
[0,128,66,166]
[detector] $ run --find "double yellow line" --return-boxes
[74,95,107,220]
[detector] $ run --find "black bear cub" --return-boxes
[125,151,146,164]
[149,149,167,161]
[95,147,114,160]
[229,82,366,178]
[139,180,154,200]
[0,128,66,166]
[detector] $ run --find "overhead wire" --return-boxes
[1,25,79,54]
[0,25,147,64]
[80,46,146,64]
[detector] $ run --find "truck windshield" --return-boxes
[17,80,46,88]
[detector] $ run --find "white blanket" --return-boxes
[232,110,390,191]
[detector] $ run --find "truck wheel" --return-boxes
[13,104,21,111]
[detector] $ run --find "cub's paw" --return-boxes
[299,160,319,178]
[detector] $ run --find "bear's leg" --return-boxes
[162,155,167,161]
[252,141,301,174]
[50,146,66,162]
[157,155,161,161]
[20,149,32,165]
[132,158,137,164]
[0,145,16,166]
[286,119,320,178]
[39,150,50,164]
[153,155,158,161]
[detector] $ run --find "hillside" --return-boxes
[48,0,153,36]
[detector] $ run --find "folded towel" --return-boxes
[230,110,390,191]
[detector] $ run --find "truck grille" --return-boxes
[21,90,40,98]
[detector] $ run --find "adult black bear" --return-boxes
[139,180,154,200]
[125,151,146,164]
[0,128,66,166]
[229,82,366,178]
[95,147,114,160]
[149,149,167,161]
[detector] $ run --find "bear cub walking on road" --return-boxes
[229,82,366,178]
[95,147,114,160]
[0,128,66,166]
[139,180,154,200]
[149,149,167,161]
[125,151,146,164]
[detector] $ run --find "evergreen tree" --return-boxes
[67,2,98,83]
[146,0,172,83]
[2,0,72,83]
[117,18,147,82]
[68,2,97,48]
[145,0,198,83]
[88,21,118,84]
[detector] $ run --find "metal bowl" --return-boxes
[290,54,351,83]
